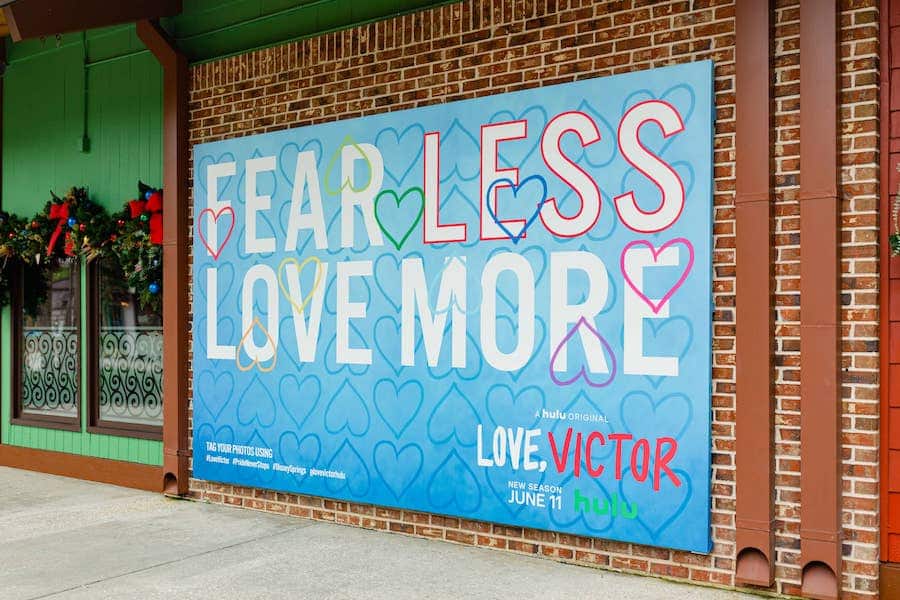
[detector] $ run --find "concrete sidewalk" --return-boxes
[0,467,754,600]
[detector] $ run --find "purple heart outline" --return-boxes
[620,237,695,314]
[485,175,548,244]
[549,316,617,388]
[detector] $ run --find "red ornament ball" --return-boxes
[117,219,125,228]
[7,233,14,239]
[110,234,118,242]
[30,221,38,230]
[79,224,86,232]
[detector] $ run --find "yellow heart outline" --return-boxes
[277,256,324,317]
[235,316,278,373]
[322,134,375,196]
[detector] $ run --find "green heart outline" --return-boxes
[374,186,425,251]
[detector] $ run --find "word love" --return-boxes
[199,100,687,258]
[204,247,688,379]
[477,424,681,492]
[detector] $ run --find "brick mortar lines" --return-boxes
[184,1,880,598]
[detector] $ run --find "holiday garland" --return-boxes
[0,182,164,315]
[110,182,164,313]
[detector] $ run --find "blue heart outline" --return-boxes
[278,139,324,187]
[374,124,426,185]
[326,439,371,497]
[323,321,370,376]
[426,383,480,447]
[235,147,278,207]
[372,378,423,439]
[617,467,693,542]
[373,441,424,499]
[278,373,321,431]
[373,315,422,377]
[484,383,545,429]
[324,379,371,437]
[484,175,548,245]
[427,256,480,317]
[439,119,481,183]
[194,370,235,422]
[492,314,547,383]
[426,449,482,513]
[236,374,277,428]
[277,430,322,486]
[194,316,236,370]
[195,151,237,198]
[487,105,548,169]
[195,262,235,310]
[619,391,693,442]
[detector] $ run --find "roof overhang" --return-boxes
[1,0,181,42]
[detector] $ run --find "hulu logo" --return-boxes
[573,489,638,519]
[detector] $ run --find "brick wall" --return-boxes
[186,1,881,597]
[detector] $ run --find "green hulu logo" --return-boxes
[573,489,638,519]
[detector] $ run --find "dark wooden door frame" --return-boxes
[136,19,190,497]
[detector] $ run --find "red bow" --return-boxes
[129,190,163,245]
[47,203,75,257]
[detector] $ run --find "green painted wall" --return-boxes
[0,25,163,465]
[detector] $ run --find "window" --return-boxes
[12,259,81,429]
[88,256,163,438]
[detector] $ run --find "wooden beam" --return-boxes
[4,0,181,42]
[136,19,189,497]
[0,445,163,492]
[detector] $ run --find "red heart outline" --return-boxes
[197,206,236,260]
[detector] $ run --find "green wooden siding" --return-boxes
[0,25,163,465]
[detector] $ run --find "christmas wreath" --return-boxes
[0,211,47,316]
[108,181,164,313]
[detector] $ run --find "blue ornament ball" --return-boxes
[148,282,160,295]
[67,217,77,228]
[144,190,153,200]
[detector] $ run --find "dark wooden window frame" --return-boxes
[86,258,162,441]
[10,260,82,432]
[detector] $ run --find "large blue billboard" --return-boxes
[192,61,713,553]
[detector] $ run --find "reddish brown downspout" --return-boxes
[879,0,900,591]
[136,20,190,496]
[799,2,841,598]
[734,0,775,588]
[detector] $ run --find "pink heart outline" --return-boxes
[620,237,694,314]
[197,206,236,260]
[549,317,617,388]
